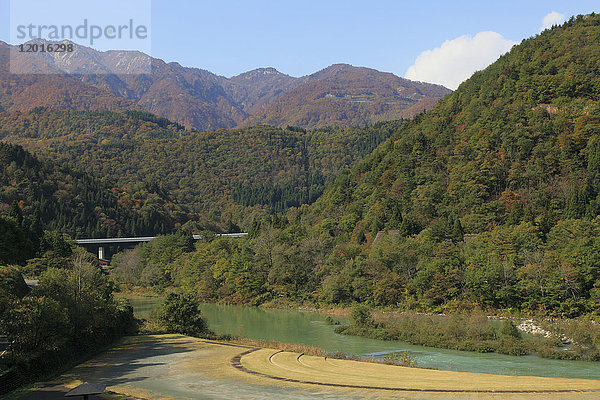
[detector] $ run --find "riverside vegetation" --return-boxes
[0,247,135,393]
[336,304,600,360]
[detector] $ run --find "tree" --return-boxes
[34,248,117,339]
[9,201,24,229]
[0,216,32,264]
[0,296,69,358]
[269,239,317,297]
[356,230,366,244]
[112,248,142,284]
[158,292,211,337]
[0,266,29,299]
[0,266,29,318]
[350,303,374,329]
[452,217,465,243]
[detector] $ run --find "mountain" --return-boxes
[242,64,452,128]
[223,67,305,114]
[296,13,600,312]
[0,42,136,113]
[314,14,600,235]
[2,41,449,130]
[0,107,398,225]
[155,14,600,316]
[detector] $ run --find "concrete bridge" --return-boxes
[76,233,248,261]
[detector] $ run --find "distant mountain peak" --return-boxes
[322,63,354,70]
[312,63,354,74]
[309,63,384,81]
[258,67,281,74]
[243,63,452,129]
[231,67,289,81]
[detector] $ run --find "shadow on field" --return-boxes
[74,337,198,386]
[26,336,199,398]
[22,385,101,400]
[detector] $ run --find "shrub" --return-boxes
[498,319,522,339]
[382,351,418,367]
[350,303,374,328]
[157,292,211,337]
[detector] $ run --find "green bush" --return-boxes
[0,266,29,298]
[382,351,418,367]
[336,312,537,357]
[157,292,211,337]
[350,304,374,328]
[498,320,522,339]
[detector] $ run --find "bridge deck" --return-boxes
[75,233,247,245]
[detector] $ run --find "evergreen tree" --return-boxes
[452,217,464,243]
[9,201,24,229]
[357,230,366,244]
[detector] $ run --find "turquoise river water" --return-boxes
[125,296,600,380]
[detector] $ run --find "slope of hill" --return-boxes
[150,14,600,319]
[0,141,181,239]
[96,59,248,131]
[3,40,449,130]
[291,13,600,312]
[242,64,452,128]
[0,107,398,225]
[315,14,600,235]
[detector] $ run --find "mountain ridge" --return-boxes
[242,63,451,128]
[1,40,450,131]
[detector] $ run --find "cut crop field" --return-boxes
[14,335,600,400]
[240,348,600,394]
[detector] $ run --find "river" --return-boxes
[124,296,600,380]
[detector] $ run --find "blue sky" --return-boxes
[1,1,598,88]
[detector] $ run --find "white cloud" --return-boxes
[405,31,517,90]
[540,11,566,31]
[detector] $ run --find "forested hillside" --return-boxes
[302,13,600,313]
[1,108,397,225]
[315,13,600,237]
[0,141,181,244]
[126,14,600,318]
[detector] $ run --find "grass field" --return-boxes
[240,348,600,394]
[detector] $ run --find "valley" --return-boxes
[2,8,600,400]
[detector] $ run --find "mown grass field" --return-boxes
[241,348,600,393]
[11,335,600,400]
